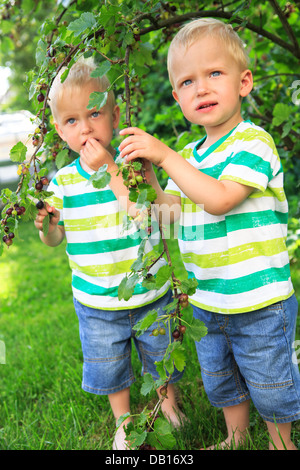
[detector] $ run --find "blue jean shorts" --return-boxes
[73,290,183,395]
[193,294,300,423]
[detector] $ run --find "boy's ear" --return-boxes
[112,105,121,129]
[240,69,253,97]
[54,122,66,142]
[172,90,180,104]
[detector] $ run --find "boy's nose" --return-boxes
[81,120,92,134]
[196,80,208,95]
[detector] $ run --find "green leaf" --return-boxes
[155,265,172,289]
[155,360,167,381]
[140,373,156,396]
[90,61,111,78]
[87,91,108,111]
[127,429,147,448]
[170,344,186,372]
[118,273,140,301]
[142,274,156,290]
[123,30,135,46]
[272,103,291,127]
[133,309,157,336]
[129,187,138,202]
[55,148,70,169]
[88,164,111,189]
[136,189,148,208]
[68,12,97,37]
[147,418,176,450]
[138,183,157,202]
[130,254,146,272]
[42,214,50,236]
[132,161,142,171]
[187,317,208,342]
[180,303,194,324]
[9,142,27,163]
[180,277,198,296]
[35,38,47,67]
[131,42,154,67]
[116,412,131,428]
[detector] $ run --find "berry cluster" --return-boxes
[35,176,49,191]
[1,203,26,247]
[151,326,166,336]
[5,203,26,217]
[32,124,47,147]
[123,164,145,189]
[34,176,49,210]
[2,230,15,246]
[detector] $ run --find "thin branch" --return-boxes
[268,0,300,56]
[254,72,300,82]
[124,46,132,128]
[137,9,300,59]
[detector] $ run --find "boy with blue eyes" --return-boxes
[119,19,300,449]
[34,59,184,450]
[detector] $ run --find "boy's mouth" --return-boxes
[197,102,217,111]
[82,138,100,146]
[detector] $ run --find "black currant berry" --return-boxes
[36,200,44,210]
[172,329,180,339]
[179,325,186,334]
[37,93,45,102]
[2,235,12,246]
[179,293,189,308]
[40,176,49,186]
[16,206,25,215]
[35,181,43,191]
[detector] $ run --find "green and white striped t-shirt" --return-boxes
[165,120,294,314]
[46,156,169,310]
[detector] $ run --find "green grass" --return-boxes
[0,221,299,450]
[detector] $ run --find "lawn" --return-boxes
[0,221,299,450]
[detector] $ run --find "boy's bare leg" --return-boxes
[266,421,297,450]
[157,383,186,427]
[108,387,132,450]
[204,400,250,449]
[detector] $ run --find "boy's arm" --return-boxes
[119,127,253,216]
[34,203,65,247]
[81,136,181,222]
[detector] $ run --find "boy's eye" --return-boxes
[67,118,76,124]
[91,111,99,118]
[210,71,221,77]
[182,79,192,87]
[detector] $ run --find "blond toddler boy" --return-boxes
[119,19,300,450]
[34,59,184,450]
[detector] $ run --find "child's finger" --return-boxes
[119,127,145,136]
[118,135,139,154]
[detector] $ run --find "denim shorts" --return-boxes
[73,290,183,395]
[193,294,300,423]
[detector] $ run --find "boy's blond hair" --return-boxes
[167,18,249,88]
[48,57,115,122]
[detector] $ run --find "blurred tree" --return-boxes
[0,0,299,249]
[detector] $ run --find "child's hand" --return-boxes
[34,203,60,234]
[80,137,113,171]
[119,127,171,167]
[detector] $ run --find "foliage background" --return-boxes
[0,0,300,450]
[1,0,300,256]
